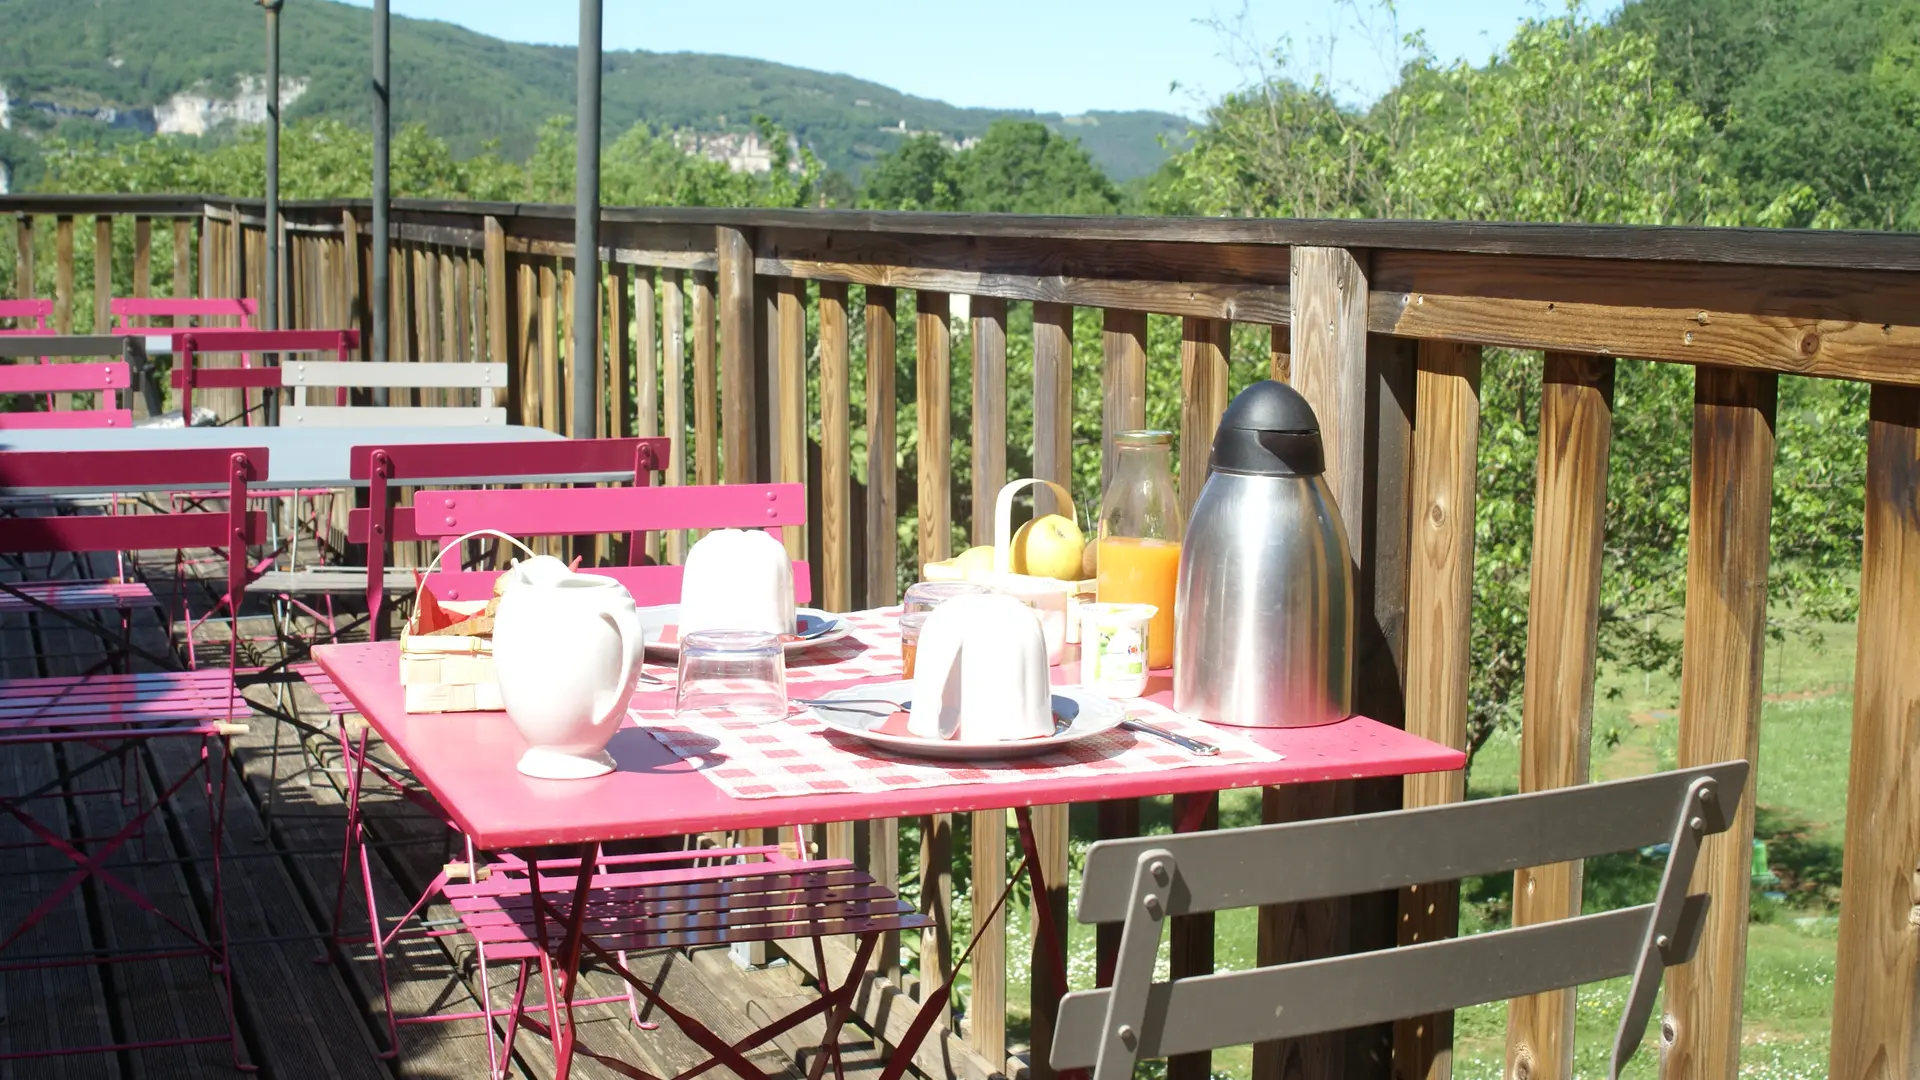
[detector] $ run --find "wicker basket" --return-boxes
[398,529,534,714]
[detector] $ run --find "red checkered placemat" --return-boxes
[626,606,1282,800]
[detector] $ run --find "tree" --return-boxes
[859,121,1119,215]
[858,134,962,212]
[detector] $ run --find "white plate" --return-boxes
[637,605,851,657]
[808,681,1125,760]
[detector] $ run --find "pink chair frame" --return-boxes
[113,298,258,421]
[0,447,268,1069]
[169,328,359,419]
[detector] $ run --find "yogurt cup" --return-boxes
[1079,603,1156,698]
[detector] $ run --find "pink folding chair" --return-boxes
[0,356,133,429]
[0,447,267,1069]
[113,298,259,422]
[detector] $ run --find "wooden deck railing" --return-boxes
[4,192,1916,1080]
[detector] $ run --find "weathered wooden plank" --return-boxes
[918,813,954,1017]
[15,214,34,303]
[1179,316,1229,524]
[133,216,152,306]
[484,216,509,377]
[538,258,558,431]
[608,261,632,439]
[1828,384,1920,1080]
[970,295,1008,544]
[756,256,1286,324]
[1505,353,1615,1080]
[1394,340,1483,1080]
[865,286,899,606]
[819,280,852,611]
[1168,793,1220,1080]
[1371,251,1920,387]
[1101,309,1147,489]
[757,228,1296,287]
[339,212,360,357]
[1270,323,1291,383]
[1658,367,1777,1080]
[692,270,719,488]
[1028,802,1071,1080]
[1032,302,1074,519]
[718,226,757,485]
[55,215,74,334]
[560,261,577,433]
[917,290,953,567]
[93,215,112,335]
[514,258,537,424]
[174,219,192,302]
[635,265,657,441]
[969,807,1006,1063]
[777,277,808,561]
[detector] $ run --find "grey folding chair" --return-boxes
[1053,760,1749,1080]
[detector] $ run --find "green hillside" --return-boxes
[0,0,1186,181]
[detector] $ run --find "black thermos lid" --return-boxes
[1207,380,1325,477]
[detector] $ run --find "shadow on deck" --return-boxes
[0,548,900,1080]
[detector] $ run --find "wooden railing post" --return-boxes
[132,217,151,308]
[1829,384,1920,1080]
[865,286,899,606]
[776,277,808,562]
[54,215,73,334]
[1505,352,1615,1080]
[819,280,852,612]
[634,265,657,443]
[1659,368,1776,1080]
[1101,308,1147,487]
[916,290,952,568]
[970,294,1008,543]
[1032,302,1074,517]
[717,225,757,484]
[662,269,689,562]
[1179,316,1230,523]
[1394,340,1483,1080]
[607,261,632,439]
[15,214,33,303]
[173,218,191,302]
[692,271,718,488]
[92,215,111,335]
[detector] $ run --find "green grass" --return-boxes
[943,620,1854,1078]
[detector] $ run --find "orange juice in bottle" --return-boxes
[1095,431,1183,668]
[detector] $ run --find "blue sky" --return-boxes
[334,1,1620,117]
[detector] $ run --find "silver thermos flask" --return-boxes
[1173,380,1353,727]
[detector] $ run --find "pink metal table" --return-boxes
[312,636,1464,1077]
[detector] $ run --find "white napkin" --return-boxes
[907,593,1055,741]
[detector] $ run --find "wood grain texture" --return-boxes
[819,280,852,611]
[174,219,191,303]
[93,215,112,334]
[969,807,1006,1062]
[1028,803,1072,1080]
[717,225,756,484]
[607,261,632,438]
[1254,782,1350,1080]
[866,287,899,606]
[1828,384,1920,1080]
[484,217,508,373]
[513,258,536,424]
[1289,247,1369,536]
[14,215,32,303]
[758,228,1295,287]
[1168,793,1220,1080]
[560,262,576,431]
[692,271,718,488]
[776,277,808,561]
[755,255,1286,323]
[54,215,72,334]
[1101,309,1148,490]
[1660,367,1777,1080]
[917,290,953,567]
[970,295,1008,544]
[1394,341,1483,1080]
[920,813,954,1017]
[340,213,359,357]
[1179,317,1230,524]
[1505,352,1616,1080]
[1032,302,1074,519]
[635,266,657,441]
[1270,323,1291,383]
[537,259,558,431]
[133,217,152,304]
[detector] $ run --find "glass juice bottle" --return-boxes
[1096,431,1182,669]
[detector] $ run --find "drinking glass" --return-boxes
[675,630,787,720]
[899,581,990,677]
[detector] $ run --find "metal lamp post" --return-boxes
[371,0,389,395]
[258,0,283,333]
[573,0,603,439]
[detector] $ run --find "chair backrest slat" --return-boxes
[112,297,256,325]
[411,484,807,539]
[1075,761,1748,920]
[0,447,267,491]
[284,405,505,427]
[0,363,131,394]
[0,510,268,555]
[420,563,812,607]
[0,299,52,330]
[174,329,356,354]
[0,409,134,430]
[281,360,501,389]
[349,438,667,482]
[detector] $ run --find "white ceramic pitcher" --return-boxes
[452,531,644,780]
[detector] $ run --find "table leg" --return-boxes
[1016,806,1076,1080]
[550,842,601,1080]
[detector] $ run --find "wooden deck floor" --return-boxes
[0,548,901,1080]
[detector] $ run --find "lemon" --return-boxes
[924,544,998,581]
[1011,514,1086,580]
